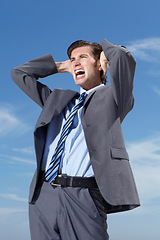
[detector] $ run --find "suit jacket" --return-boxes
[11,40,140,214]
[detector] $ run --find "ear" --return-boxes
[97,59,102,71]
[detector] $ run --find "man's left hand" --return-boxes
[100,51,109,79]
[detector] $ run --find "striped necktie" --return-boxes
[45,92,87,183]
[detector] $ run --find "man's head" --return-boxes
[67,40,102,61]
[67,40,106,90]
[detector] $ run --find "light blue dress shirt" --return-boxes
[42,84,104,177]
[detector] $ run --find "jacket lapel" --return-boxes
[81,89,96,117]
[34,89,79,170]
[35,89,79,129]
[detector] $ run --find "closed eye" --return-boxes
[70,58,75,62]
[70,54,88,62]
[80,54,88,58]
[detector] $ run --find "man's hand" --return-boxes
[56,60,72,74]
[100,51,109,79]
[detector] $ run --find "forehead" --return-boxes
[70,46,93,58]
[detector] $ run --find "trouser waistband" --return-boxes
[45,174,98,189]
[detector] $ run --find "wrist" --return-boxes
[56,60,71,73]
[56,62,65,73]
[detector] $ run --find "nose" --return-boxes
[73,59,81,67]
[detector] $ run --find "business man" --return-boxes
[11,39,140,240]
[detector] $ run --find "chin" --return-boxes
[75,79,85,86]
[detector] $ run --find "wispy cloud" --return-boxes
[127,137,160,162]
[127,136,160,203]
[12,146,34,155]
[0,153,36,165]
[0,207,29,240]
[0,103,30,137]
[126,37,160,63]
[0,207,27,215]
[148,69,160,78]
[150,85,160,96]
[0,193,27,202]
[10,156,36,165]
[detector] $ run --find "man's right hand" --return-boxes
[56,60,72,74]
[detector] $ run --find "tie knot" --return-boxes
[79,92,87,102]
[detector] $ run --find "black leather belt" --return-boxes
[47,175,98,189]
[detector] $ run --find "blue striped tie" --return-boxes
[45,92,87,183]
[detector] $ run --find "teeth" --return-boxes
[75,70,84,75]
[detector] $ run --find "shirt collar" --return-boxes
[80,84,105,95]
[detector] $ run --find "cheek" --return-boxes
[70,66,75,76]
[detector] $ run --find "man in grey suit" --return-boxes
[11,39,140,240]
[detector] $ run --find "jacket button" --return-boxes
[41,122,46,125]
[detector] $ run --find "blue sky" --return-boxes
[0,0,160,239]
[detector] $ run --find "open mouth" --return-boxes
[75,69,85,79]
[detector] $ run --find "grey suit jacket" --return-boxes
[11,40,140,213]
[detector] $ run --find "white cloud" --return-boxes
[0,104,30,137]
[0,207,30,240]
[10,156,36,165]
[148,69,160,78]
[0,153,36,165]
[127,137,160,204]
[12,146,34,155]
[14,172,34,177]
[0,207,27,215]
[126,37,160,63]
[0,107,19,135]
[127,137,160,162]
[0,193,27,202]
[150,85,160,96]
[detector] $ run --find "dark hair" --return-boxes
[67,40,107,84]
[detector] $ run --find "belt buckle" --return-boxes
[50,174,68,187]
[50,177,61,187]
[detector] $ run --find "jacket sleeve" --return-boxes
[11,53,58,108]
[102,40,136,121]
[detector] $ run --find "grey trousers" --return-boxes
[29,181,109,240]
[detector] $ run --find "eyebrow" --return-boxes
[70,57,75,62]
[70,53,89,61]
